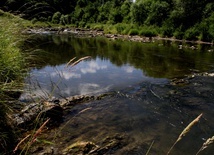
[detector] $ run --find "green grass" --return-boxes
[0,10,26,86]
[0,9,28,154]
[139,26,158,37]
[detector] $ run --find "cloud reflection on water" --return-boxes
[123,66,135,73]
[50,70,81,80]
[80,61,107,74]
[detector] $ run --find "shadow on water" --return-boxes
[21,34,214,154]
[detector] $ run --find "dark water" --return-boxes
[21,34,214,154]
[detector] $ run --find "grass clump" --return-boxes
[0,10,26,83]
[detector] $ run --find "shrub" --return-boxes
[173,27,184,40]
[128,29,139,35]
[184,27,199,41]
[139,28,157,37]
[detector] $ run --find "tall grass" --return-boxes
[0,9,28,154]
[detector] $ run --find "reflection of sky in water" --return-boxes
[20,58,167,100]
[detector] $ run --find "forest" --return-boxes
[0,0,214,41]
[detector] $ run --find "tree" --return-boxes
[131,2,148,25]
[145,1,170,26]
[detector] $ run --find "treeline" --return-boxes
[1,0,214,42]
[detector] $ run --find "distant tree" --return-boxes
[145,1,170,26]
[131,2,148,25]
[121,0,132,23]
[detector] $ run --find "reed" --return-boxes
[167,113,203,155]
[66,56,91,68]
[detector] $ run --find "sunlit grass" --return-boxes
[0,10,26,87]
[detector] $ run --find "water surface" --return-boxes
[21,34,214,154]
[21,34,214,100]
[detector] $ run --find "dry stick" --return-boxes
[167,113,203,155]
[196,136,214,155]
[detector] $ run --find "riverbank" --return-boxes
[23,26,214,46]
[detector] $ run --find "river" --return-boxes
[21,33,214,154]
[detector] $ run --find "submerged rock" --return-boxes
[62,134,128,155]
[62,141,97,155]
[12,101,63,127]
[12,93,113,128]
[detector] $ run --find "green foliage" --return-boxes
[0,10,27,154]
[51,11,61,24]
[145,1,170,26]
[183,27,200,41]
[115,23,128,34]
[131,2,148,25]
[121,0,131,23]
[173,27,184,40]
[128,29,139,35]
[139,27,158,37]
[198,12,214,42]
[1,0,214,41]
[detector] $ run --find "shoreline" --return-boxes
[23,27,214,46]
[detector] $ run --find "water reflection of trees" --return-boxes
[23,34,214,78]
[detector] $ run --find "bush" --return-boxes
[184,27,199,41]
[139,28,158,37]
[128,29,139,35]
[173,27,184,40]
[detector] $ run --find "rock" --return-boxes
[62,134,128,155]
[62,141,97,155]
[12,101,63,127]
[12,93,112,128]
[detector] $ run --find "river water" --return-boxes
[21,34,214,154]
